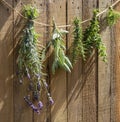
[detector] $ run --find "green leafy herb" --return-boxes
[51,20,72,74]
[17,5,53,113]
[83,9,107,62]
[23,5,39,19]
[107,7,120,26]
[72,17,85,64]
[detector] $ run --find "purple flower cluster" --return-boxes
[27,73,31,79]
[36,74,40,80]
[37,82,41,91]
[24,96,44,114]
[49,97,54,105]
[30,104,40,114]
[38,101,43,110]
[23,79,54,114]
[44,81,48,88]
[47,93,54,105]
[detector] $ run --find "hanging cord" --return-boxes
[0,0,52,27]
[0,0,120,27]
[97,0,120,17]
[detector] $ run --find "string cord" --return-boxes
[0,0,120,27]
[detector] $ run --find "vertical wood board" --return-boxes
[67,0,83,122]
[48,1,67,122]
[82,0,97,122]
[114,2,120,122]
[98,0,111,122]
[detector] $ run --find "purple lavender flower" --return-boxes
[27,73,31,79]
[30,104,40,114]
[36,74,40,80]
[37,82,41,91]
[24,96,32,106]
[44,81,48,88]
[38,101,43,110]
[29,82,34,91]
[33,91,39,100]
[24,97,40,114]
[49,97,54,105]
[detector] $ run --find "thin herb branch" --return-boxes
[83,10,107,62]
[50,20,72,74]
[107,7,120,26]
[72,17,85,64]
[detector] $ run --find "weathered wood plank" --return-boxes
[48,0,67,122]
[98,0,112,122]
[0,0,119,122]
[82,0,97,122]
[114,1,120,122]
[0,0,13,122]
[67,0,83,122]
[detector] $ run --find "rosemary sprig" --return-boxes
[107,7,120,26]
[51,20,72,74]
[72,17,85,64]
[83,10,107,62]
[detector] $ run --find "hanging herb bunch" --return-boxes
[71,17,85,64]
[50,20,72,74]
[17,5,54,114]
[83,10,107,62]
[107,7,120,26]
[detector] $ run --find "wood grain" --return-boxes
[98,0,112,122]
[82,0,97,122]
[67,0,83,122]
[0,0,13,122]
[114,1,120,122]
[0,0,118,122]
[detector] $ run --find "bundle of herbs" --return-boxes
[83,10,107,62]
[51,20,72,74]
[107,7,120,26]
[72,17,85,64]
[17,5,53,114]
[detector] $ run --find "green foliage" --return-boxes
[83,10,107,62]
[72,17,85,64]
[107,7,120,26]
[17,6,53,112]
[51,21,72,74]
[17,13,42,82]
[23,5,39,19]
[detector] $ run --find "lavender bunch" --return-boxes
[17,5,54,114]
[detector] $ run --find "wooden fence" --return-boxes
[0,0,120,122]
